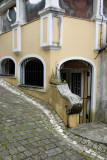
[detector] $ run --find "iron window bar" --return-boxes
[61,68,92,71]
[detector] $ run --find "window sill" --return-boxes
[19,84,46,92]
[0,75,16,78]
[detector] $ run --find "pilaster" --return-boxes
[12,0,26,54]
[12,0,26,27]
[0,15,3,34]
[45,0,60,9]
[12,26,21,55]
[39,0,65,50]
[93,0,107,51]
[92,0,104,21]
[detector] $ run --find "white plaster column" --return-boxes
[45,0,60,9]
[19,0,26,24]
[0,15,3,34]
[16,0,26,25]
[12,26,21,54]
[97,0,103,16]
[92,0,104,20]
[16,0,20,23]
[12,0,26,54]
[93,0,107,51]
[39,1,65,50]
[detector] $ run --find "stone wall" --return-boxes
[96,52,107,123]
[49,84,82,126]
[49,84,68,125]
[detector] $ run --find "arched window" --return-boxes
[20,57,44,87]
[1,58,15,75]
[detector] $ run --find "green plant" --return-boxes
[49,64,65,84]
[50,70,61,84]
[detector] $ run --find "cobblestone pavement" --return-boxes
[0,79,107,160]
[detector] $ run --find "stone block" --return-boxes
[68,114,79,128]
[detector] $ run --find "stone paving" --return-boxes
[0,79,107,160]
[70,122,107,145]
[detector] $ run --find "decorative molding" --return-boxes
[57,84,82,115]
[39,6,64,50]
[94,21,106,50]
[91,0,104,21]
[45,0,60,9]
[39,6,64,17]
[92,0,107,51]
[0,15,3,34]
[12,26,21,54]
[57,56,96,122]
[11,0,26,27]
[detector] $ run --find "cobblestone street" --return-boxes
[0,80,107,160]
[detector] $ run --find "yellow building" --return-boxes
[0,0,107,126]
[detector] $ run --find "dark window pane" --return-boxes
[1,59,15,75]
[22,58,44,87]
[25,0,45,22]
[103,0,107,18]
[71,73,81,97]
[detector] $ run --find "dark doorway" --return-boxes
[60,60,92,123]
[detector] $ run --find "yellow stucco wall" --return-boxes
[0,17,98,121]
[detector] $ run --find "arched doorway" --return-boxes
[60,59,92,123]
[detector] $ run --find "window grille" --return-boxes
[1,59,15,76]
[21,58,44,87]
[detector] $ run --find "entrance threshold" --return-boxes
[68,121,107,145]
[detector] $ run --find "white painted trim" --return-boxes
[12,26,21,54]
[45,0,60,9]
[7,9,12,22]
[92,0,104,20]
[0,56,16,77]
[40,12,63,50]
[96,0,103,16]
[16,0,20,22]
[95,21,106,50]
[40,16,43,47]
[59,16,63,47]
[40,13,50,47]
[18,55,46,91]
[48,13,53,46]
[103,23,106,46]
[95,21,99,50]
[57,57,96,122]
[0,16,3,34]
[19,0,26,25]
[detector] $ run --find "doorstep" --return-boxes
[69,121,107,145]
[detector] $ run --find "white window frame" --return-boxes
[18,55,46,92]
